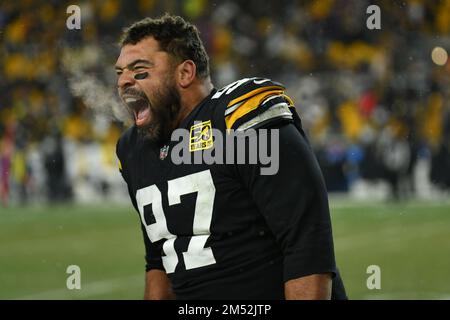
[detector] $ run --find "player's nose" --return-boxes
[117,70,135,90]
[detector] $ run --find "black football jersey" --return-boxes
[116,77,347,299]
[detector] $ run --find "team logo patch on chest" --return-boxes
[189,120,213,152]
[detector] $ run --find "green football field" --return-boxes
[1,199,449,300]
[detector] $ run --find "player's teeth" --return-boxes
[125,97,137,103]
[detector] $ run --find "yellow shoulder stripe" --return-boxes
[225,89,284,129]
[282,94,294,107]
[227,85,284,109]
[118,159,122,171]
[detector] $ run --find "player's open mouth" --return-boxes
[123,96,151,126]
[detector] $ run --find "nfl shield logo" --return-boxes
[159,145,169,160]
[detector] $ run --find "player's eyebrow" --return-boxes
[115,59,153,71]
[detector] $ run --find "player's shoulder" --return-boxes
[211,77,285,103]
[209,77,295,131]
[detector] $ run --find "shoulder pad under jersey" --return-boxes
[211,77,295,131]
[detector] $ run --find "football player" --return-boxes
[115,14,346,300]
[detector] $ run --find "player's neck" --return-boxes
[175,78,214,128]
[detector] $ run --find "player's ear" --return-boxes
[176,60,196,88]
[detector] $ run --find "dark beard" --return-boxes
[137,84,181,145]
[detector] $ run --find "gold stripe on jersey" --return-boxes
[225,89,284,129]
[227,85,284,110]
[282,94,294,107]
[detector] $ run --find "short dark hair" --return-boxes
[120,14,210,78]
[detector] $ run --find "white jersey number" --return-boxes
[136,170,216,273]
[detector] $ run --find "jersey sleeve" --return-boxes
[235,123,337,282]
[116,129,165,272]
[219,77,296,131]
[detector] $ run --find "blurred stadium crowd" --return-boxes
[1,0,450,205]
